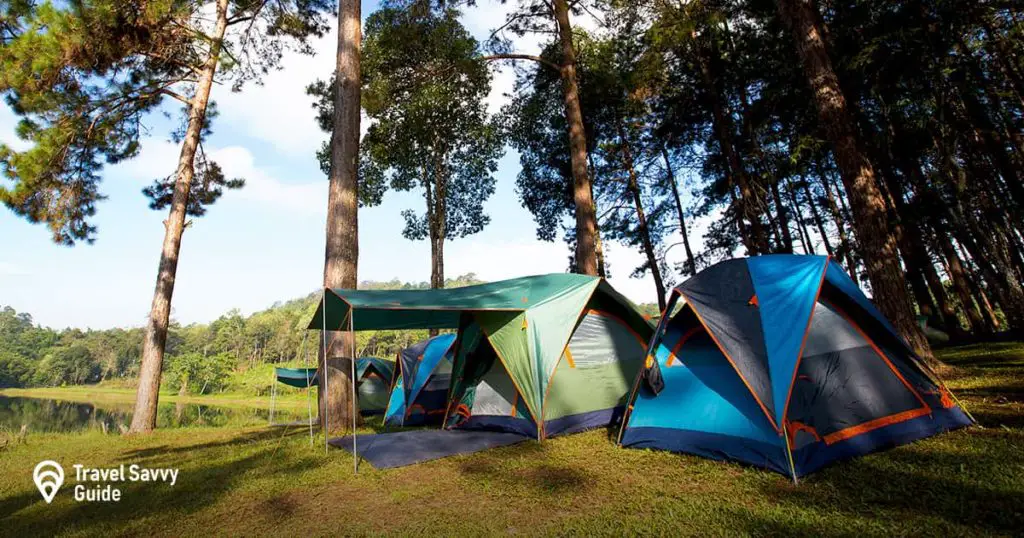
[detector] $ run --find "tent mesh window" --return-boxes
[543,311,646,421]
[563,311,646,369]
[472,358,520,417]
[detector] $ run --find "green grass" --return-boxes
[1,343,1023,536]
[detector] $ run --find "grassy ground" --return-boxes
[1,343,1022,537]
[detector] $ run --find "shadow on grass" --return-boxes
[753,436,1024,535]
[956,384,1024,403]
[2,427,316,536]
[118,426,309,461]
[970,406,1024,429]
[452,440,596,496]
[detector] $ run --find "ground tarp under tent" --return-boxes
[308,274,654,441]
[619,255,973,478]
[384,333,456,426]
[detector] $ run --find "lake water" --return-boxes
[0,395,308,434]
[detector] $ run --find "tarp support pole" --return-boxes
[350,311,358,474]
[321,290,330,455]
[302,331,314,446]
[269,373,277,425]
[783,428,798,485]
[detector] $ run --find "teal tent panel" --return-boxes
[275,367,317,388]
[747,255,829,426]
[526,280,601,411]
[357,357,395,383]
[307,274,600,331]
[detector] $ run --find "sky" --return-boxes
[0,1,708,330]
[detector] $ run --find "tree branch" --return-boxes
[160,89,192,106]
[481,54,561,72]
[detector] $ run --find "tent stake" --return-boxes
[350,312,358,474]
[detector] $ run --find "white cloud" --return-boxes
[213,32,335,157]
[0,261,27,277]
[213,145,326,214]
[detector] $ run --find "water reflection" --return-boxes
[0,396,304,434]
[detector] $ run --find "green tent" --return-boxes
[308,274,653,439]
[356,357,395,416]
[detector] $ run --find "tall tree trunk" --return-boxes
[820,167,857,281]
[426,165,445,337]
[695,34,770,255]
[936,228,984,334]
[798,175,834,256]
[553,0,598,276]
[947,196,1024,334]
[129,0,229,433]
[771,180,795,253]
[783,177,811,254]
[320,0,362,434]
[662,147,696,276]
[620,125,666,310]
[953,34,1024,161]
[587,158,607,278]
[981,16,1024,110]
[777,0,934,362]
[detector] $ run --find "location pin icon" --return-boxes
[33,460,64,504]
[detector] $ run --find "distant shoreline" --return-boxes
[0,386,309,411]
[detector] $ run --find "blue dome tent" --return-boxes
[618,255,973,480]
[384,333,457,427]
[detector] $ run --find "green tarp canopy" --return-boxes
[307,274,654,427]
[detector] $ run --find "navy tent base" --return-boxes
[329,430,528,469]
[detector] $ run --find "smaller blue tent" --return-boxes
[619,255,973,478]
[384,334,457,426]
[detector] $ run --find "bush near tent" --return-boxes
[308,274,654,440]
[384,334,457,426]
[619,255,974,478]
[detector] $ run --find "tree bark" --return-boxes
[129,0,229,433]
[320,0,362,434]
[662,147,696,276]
[553,0,598,276]
[777,0,933,361]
